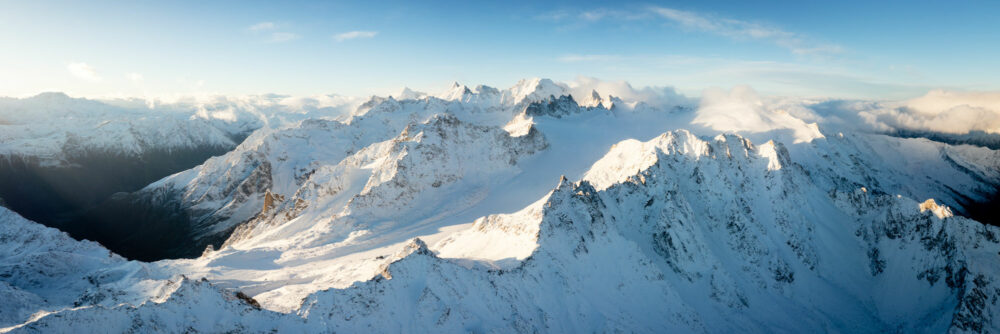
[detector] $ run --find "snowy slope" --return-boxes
[2,78,1000,333]
[221,113,547,251]
[10,128,999,333]
[0,207,165,329]
[125,78,605,256]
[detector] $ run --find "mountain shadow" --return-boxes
[0,146,233,261]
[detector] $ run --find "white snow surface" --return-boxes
[3,78,1000,333]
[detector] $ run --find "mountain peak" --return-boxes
[396,87,426,100]
[919,198,954,219]
[438,82,473,101]
[401,238,431,256]
[507,78,567,105]
[31,91,72,101]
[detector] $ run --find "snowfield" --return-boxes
[1,78,1000,333]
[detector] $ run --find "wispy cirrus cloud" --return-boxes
[541,7,842,56]
[333,30,378,42]
[67,62,102,82]
[247,21,300,43]
[648,7,842,55]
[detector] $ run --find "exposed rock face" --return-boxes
[525,95,585,118]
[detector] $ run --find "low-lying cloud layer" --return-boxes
[565,76,691,107]
[799,90,1000,138]
[558,78,1000,146]
[693,86,824,143]
[890,90,1000,134]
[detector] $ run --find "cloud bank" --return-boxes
[877,91,1000,135]
[693,86,824,143]
[565,76,691,108]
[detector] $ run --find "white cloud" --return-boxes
[565,76,692,107]
[67,62,102,82]
[333,31,378,42]
[693,86,824,143]
[748,90,1000,139]
[904,90,1000,116]
[126,72,143,83]
[875,90,1000,135]
[248,22,275,31]
[266,32,300,43]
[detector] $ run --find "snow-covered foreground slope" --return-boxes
[2,79,1000,333]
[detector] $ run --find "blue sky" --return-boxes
[1,0,998,99]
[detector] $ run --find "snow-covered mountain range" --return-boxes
[1,78,999,333]
[0,92,360,163]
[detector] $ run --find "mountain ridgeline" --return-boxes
[2,80,1000,332]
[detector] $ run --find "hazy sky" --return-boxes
[2,0,998,99]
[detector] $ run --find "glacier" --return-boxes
[1,78,999,333]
